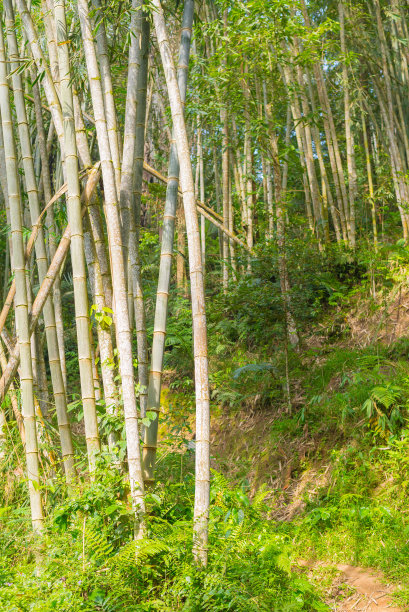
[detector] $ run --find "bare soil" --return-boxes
[298,560,402,611]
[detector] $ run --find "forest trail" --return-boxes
[298,560,402,611]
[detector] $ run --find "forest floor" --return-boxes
[297,560,401,611]
[190,283,409,610]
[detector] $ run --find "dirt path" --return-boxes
[298,560,402,611]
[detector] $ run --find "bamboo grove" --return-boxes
[1,0,409,569]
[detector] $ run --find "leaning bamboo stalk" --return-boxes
[0,165,101,403]
[77,0,145,527]
[0,338,25,444]
[5,0,75,481]
[0,173,86,337]
[0,20,43,531]
[142,162,246,247]
[152,0,210,567]
[142,0,194,484]
[32,76,67,389]
[83,217,118,452]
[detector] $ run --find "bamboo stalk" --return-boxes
[77,0,145,528]
[55,0,100,470]
[142,0,194,484]
[5,0,75,481]
[131,14,150,423]
[152,0,210,566]
[0,165,101,403]
[0,20,43,531]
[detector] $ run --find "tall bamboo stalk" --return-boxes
[55,0,100,470]
[0,20,43,531]
[361,104,377,246]
[131,14,150,422]
[83,217,118,451]
[339,1,356,247]
[31,78,67,390]
[92,0,121,193]
[152,0,210,566]
[143,0,194,485]
[119,0,143,269]
[77,0,145,527]
[5,0,75,481]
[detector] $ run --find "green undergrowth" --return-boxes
[0,457,326,611]
[265,342,409,605]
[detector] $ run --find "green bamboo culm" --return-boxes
[142,0,194,485]
[130,12,150,428]
[54,0,100,470]
[77,0,146,534]
[151,0,210,566]
[0,20,44,531]
[4,0,76,483]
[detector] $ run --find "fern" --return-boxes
[84,524,114,565]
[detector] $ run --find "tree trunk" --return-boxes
[6,0,75,481]
[55,0,100,471]
[77,0,145,528]
[0,20,43,531]
[152,0,210,566]
[143,0,194,484]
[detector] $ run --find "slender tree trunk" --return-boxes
[339,2,356,247]
[263,84,299,349]
[77,0,145,526]
[143,0,194,484]
[131,14,150,423]
[361,104,377,247]
[228,156,236,277]
[55,0,100,471]
[152,0,210,566]
[242,72,254,259]
[221,16,230,289]
[177,199,187,293]
[212,141,223,258]
[6,0,75,481]
[0,21,43,531]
